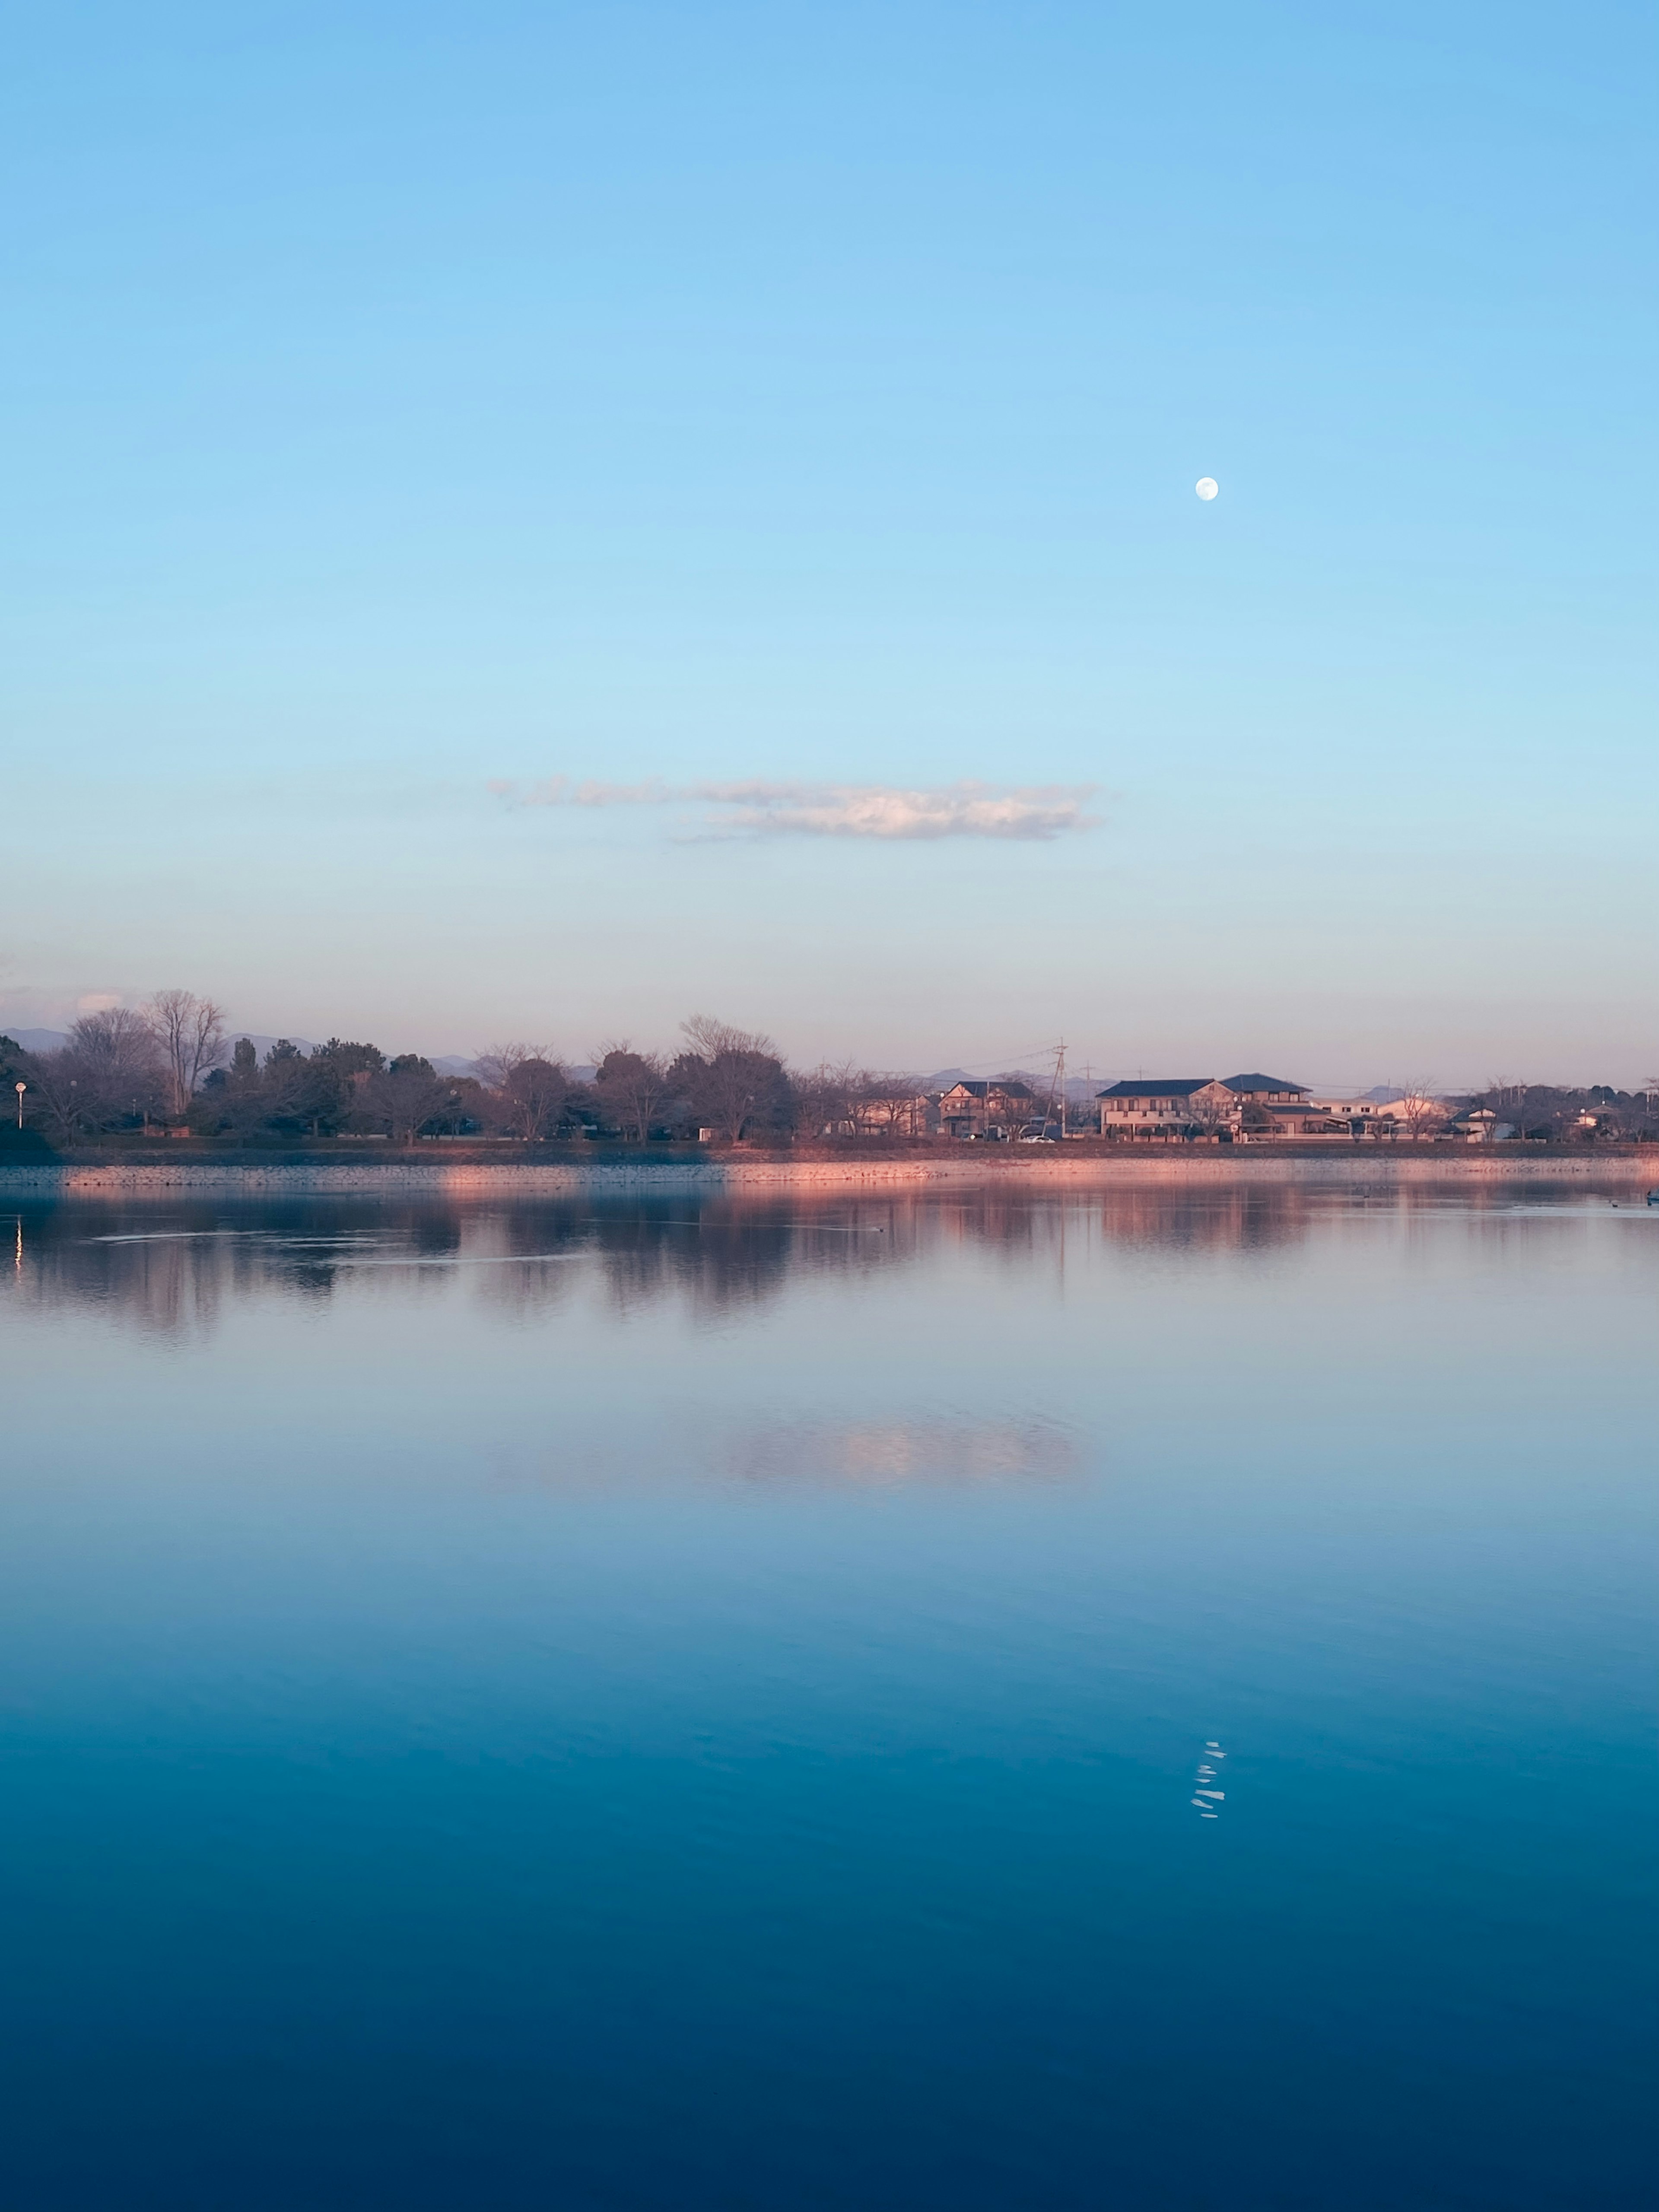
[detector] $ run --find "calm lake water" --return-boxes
[1,1182,1653,2210]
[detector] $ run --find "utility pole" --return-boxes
[1046,1040,1066,1138]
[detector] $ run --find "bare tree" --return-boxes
[788,1063,925,1141]
[593,1043,671,1142]
[475,1042,568,1141]
[370,1054,458,1145]
[791,1061,860,1138]
[1481,1076,1523,1138]
[1188,1085,1236,1141]
[1397,1080,1447,1142]
[856,1071,930,1138]
[678,1015,788,1144]
[33,1008,165,1137]
[22,1050,86,1143]
[144,990,227,1118]
[680,1014,772,1063]
[1476,1079,1554,1139]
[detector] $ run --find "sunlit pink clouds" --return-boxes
[489,777,1099,842]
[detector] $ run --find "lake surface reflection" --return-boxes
[1,1184,1653,2209]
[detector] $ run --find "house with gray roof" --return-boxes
[1218,1074,1307,1103]
[938,1079,1038,1140]
[1095,1079,1233,1138]
[1095,1073,1321,1139]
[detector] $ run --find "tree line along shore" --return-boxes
[3,996,1655,1154]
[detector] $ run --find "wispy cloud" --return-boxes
[490,776,1098,841]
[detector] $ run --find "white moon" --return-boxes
[1195,477,1219,501]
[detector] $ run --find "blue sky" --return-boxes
[3,1,1653,1082]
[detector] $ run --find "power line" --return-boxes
[932,1043,1079,1074]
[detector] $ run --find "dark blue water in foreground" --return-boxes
[0,1182,1652,2209]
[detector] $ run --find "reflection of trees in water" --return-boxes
[1089,1184,1320,1253]
[6,1193,931,1333]
[3,1179,1564,1335]
[5,1200,437,1339]
[594,1198,916,1318]
[4,1203,348,1339]
[10,1216,230,1339]
[472,1197,922,1320]
[459,1206,591,1317]
[916,1183,1324,1269]
[409,1213,462,1259]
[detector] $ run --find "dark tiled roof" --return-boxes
[1220,1073,1305,1095]
[1096,1079,1214,1099]
[944,1079,1036,1101]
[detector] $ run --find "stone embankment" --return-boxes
[1,1146,1654,1199]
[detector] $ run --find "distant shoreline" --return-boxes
[2,1146,1655,1198]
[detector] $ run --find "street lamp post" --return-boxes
[13,1081,24,1129]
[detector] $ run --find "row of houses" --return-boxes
[937,1071,1336,1141]
[1092,1073,1388,1141]
[927,1074,1475,1142]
